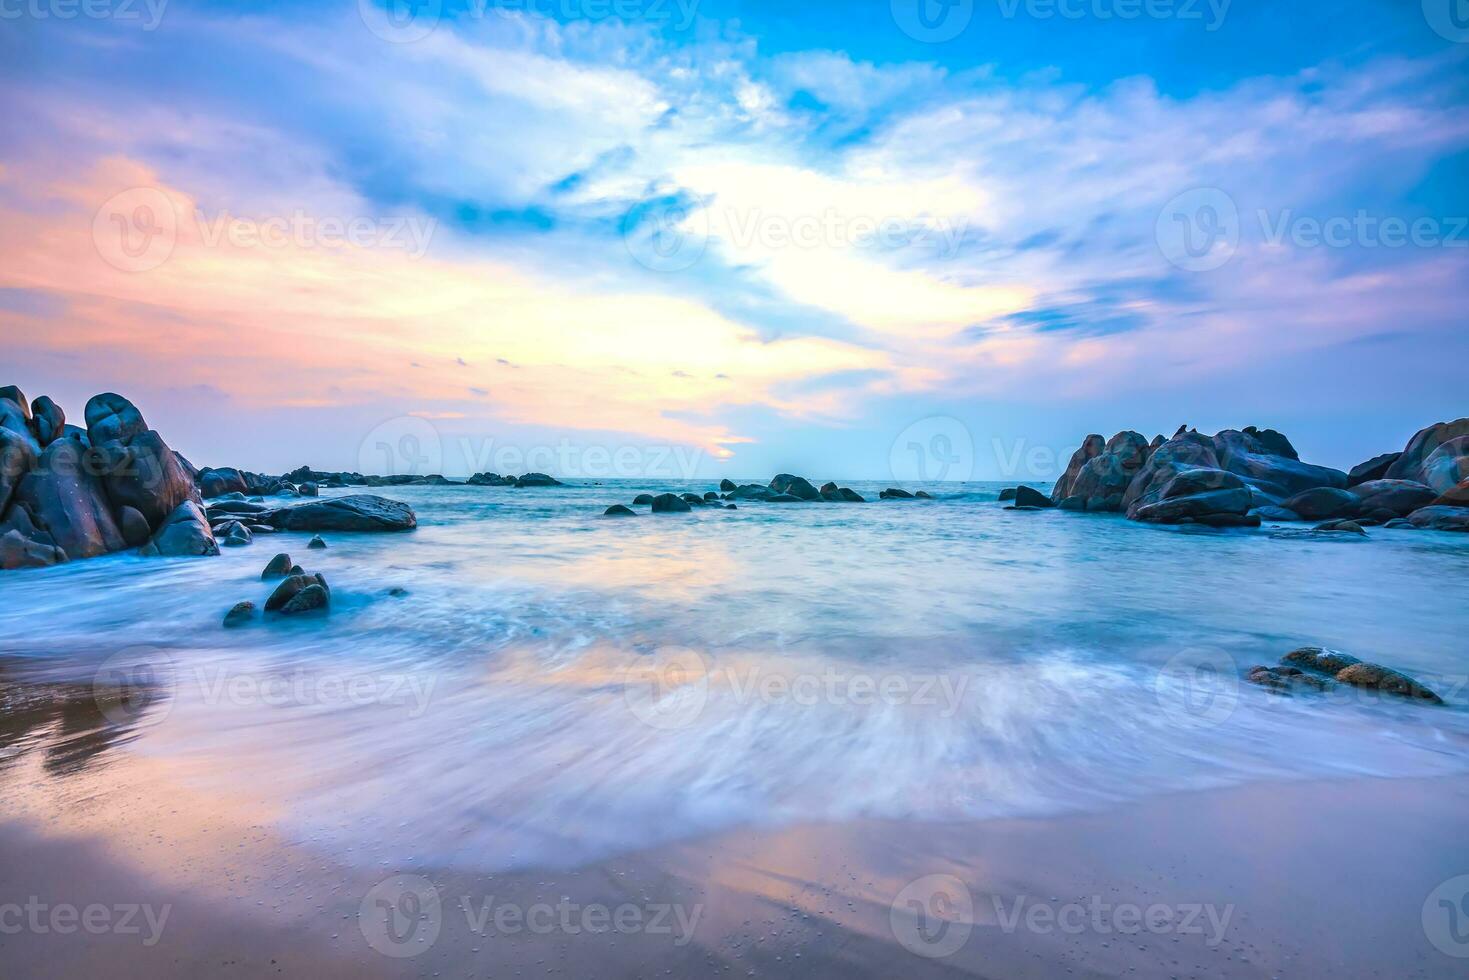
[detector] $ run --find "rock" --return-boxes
[915,491,934,499]
[1058,495,1086,511]
[1062,431,1152,511]
[1335,663,1443,704]
[223,526,253,547]
[138,500,218,557]
[261,553,293,579]
[0,385,29,418]
[1122,430,1223,514]
[632,494,655,505]
[223,601,256,627]
[1347,452,1401,488]
[30,396,65,447]
[280,583,329,615]
[820,486,865,502]
[1385,418,1469,485]
[112,505,149,547]
[1313,520,1366,535]
[0,527,64,569]
[1193,512,1261,528]
[1252,505,1301,522]
[265,572,326,611]
[1433,479,1469,508]
[1052,434,1105,501]
[998,488,1018,502]
[650,493,691,514]
[1347,479,1437,517]
[729,484,777,501]
[770,474,821,500]
[515,472,563,487]
[725,504,737,510]
[702,491,720,501]
[1213,429,1346,497]
[603,504,636,517]
[298,481,319,497]
[1240,426,1299,460]
[83,392,149,445]
[1279,487,1361,521]
[679,493,705,505]
[198,467,250,498]
[1406,505,1469,532]
[0,426,38,515]
[1384,518,1415,529]
[386,587,408,597]
[12,438,126,559]
[767,493,802,503]
[89,429,196,529]
[1282,647,1362,675]
[720,479,737,492]
[1011,486,1053,509]
[307,534,326,549]
[1131,469,1251,524]
[1247,665,1332,695]
[0,395,39,455]
[266,495,417,532]
[1418,436,1469,495]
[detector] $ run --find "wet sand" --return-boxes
[2,683,1466,980]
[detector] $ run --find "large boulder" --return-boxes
[1433,479,1469,508]
[1418,436,1469,495]
[0,426,38,515]
[1052,434,1105,501]
[1348,480,1437,518]
[1122,429,1221,514]
[0,386,29,418]
[11,438,126,560]
[198,467,250,499]
[0,527,64,569]
[1064,431,1151,511]
[0,394,39,456]
[89,429,196,529]
[30,396,65,447]
[1280,487,1362,521]
[266,495,417,532]
[1347,452,1401,488]
[83,392,149,446]
[650,493,692,513]
[515,472,563,488]
[1011,485,1053,509]
[139,500,219,556]
[1213,429,1346,497]
[770,474,821,500]
[1385,419,1469,484]
[1131,469,1252,524]
[1407,506,1469,533]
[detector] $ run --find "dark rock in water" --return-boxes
[1132,470,1251,524]
[1247,665,1332,695]
[1313,519,1366,535]
[289,564,304,576]
[1058,495,1085,511]
[117,505,151,547]
[998,488,1018,502]
[0,386,29,418]
[1348,479,1436,517]
[1193,512,1261,528]
[632,494,655,505]
[267,495,416,532]
[298,481,319,497]
[515,472,563,487]
[1122,430,1222,514]
[767,493,803,503]
[83,392,149,446]
[199,467,250,499]
[280,583,329,615]
[603,504,636,517]
[0,526,64,569]
[1335,663,1443,704]
[387,587,409,597]
[725,504,737,510]
[307,534,326,549]
[1385,418,1469,486]
[89,429,197,529]
[1347,452,1401,488]
[265,572,326,611]
[13,438,126,559]
[1406,505,1469,532]
[467,472,515,487]
[820,486,865,502]
[915,490,934,499]
[679,493,705,505]
[223,525,254,547]
[0,426,38,515]
[223,601,256,628]
[1282,647,1362,675]
[1433,478,1469,508]
[1240,426,1299,460]
[650,493,691,514]
[0,395,39,457]
[1252,505,1301,523]
[1052,434,1106,501]
[1062,431,1153,511]
[770,474,821,501]
[30,395,65,447]
[703,491,720,501]
[261,553,293,579]
[1358,509,1397,526]
[720,479,737,492]
[1384,518,1415,529]
[1011,485,1053,509]
[140,500,219,557]
[1213,428,1345,496]
[1280,487,1361,521]
[881,488,916,500]
[730,484,777,501]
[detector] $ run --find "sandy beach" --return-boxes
[3,684,1466,980]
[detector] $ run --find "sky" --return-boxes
[1,0,1466,482]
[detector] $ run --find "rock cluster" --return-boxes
[609,474,931,515]
[2,387,217,569]
[1247,647,1443,704]
[223,552,332,625]
[1045,419,1469,532]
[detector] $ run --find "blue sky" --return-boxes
[1,1,1466,480]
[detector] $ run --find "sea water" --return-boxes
[2,481,1467,869]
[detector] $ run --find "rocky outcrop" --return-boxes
[515,472,563,488]
[650,493,691,514]
[1407,506,1469,532]
[1009,485,1053,509]
[604,504,636,517]
[1347,452,1401,488]
[1347,480,1437,518]
[266,495,417,532]
[30,396,65,447]
[140,500,219,557]
[468,472,517,487]
[1384,419,1469,485]
[1258,647,1443,704]
[1279,487,1361,521]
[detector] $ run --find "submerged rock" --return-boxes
[650,493,691,514]
[1335,663,1443,704]
[280,583,329,615]
[1313,519,1366,535]
[307,534,327,549]
[604,504,636,517]
[1406,505,1469,532]
[223,601,257,628]
[267,495,416,532]
[1282,647,1362,674]
[515,472,563,488]
[770,474,821,500]
[632,493,655,505]
[1247,665,1332,695]
[261,553,293,579]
